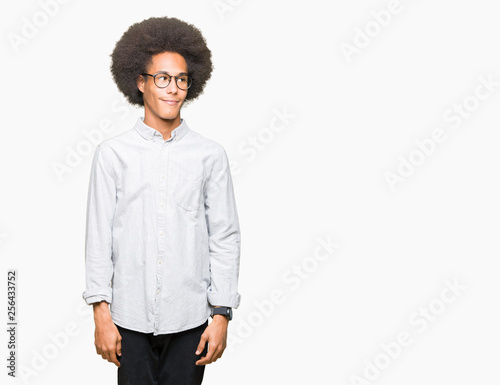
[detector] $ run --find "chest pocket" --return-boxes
[174,171,203,211]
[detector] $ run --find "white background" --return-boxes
[1,0,499,384]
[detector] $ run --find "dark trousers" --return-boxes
[115,319,209,385]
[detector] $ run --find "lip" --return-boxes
[160,99,179,105]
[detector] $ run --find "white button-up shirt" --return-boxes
[82,117,241,335]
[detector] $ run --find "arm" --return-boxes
[196,147,241,365]
[82,144,116,304]
[204,147,241,309]
[93,301,122,367]
[81,144,121,367]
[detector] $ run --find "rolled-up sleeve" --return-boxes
[204,147,241,309]
[82,144,116,305]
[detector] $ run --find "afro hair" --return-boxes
[110,16,213,107]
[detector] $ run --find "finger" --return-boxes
[111,353,121,367]
[196,347,220,366]
[210,346,223,363]
[116,339,122,357]
[218,343,226,359]
[102,350,111,362]
[195,343,212,366]
[195,356,209,366]
[213,348,222,362]
[213,342,225,360]
[195,341,209,365]
[95,340,102,355]
[195,334,208,355]
[203,342,216,364]
[100,348,111,361]
[106,348,120,367]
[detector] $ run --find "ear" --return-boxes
[137,74,145,93]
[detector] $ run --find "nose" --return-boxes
[165,78,178,93]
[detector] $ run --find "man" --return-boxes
[82,16,241,385]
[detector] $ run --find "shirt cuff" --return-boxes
[82,287,112,305]
[207,292,241,309]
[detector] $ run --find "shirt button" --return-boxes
[156,289,160,294]
[159,231,163,236]
[158,260,162,264]
[161,175,165,179]
[160,202,165,207]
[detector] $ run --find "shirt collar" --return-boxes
[134,116,189,142]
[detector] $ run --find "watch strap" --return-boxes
[211,306,232,320]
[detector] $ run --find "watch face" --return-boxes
[212,307,232,320]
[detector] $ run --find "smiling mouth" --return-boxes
[161,99,179,105]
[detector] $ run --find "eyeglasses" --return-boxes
[141,72,192,90]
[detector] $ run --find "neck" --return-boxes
[143,112,181,140]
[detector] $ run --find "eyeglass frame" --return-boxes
[140,71,193,90]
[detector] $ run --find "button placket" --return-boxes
[154,141,170,333]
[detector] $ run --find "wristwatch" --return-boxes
[211,306,232,321]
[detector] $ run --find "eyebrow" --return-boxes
[155,71,189,76]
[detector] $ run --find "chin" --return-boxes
[158,109,179,118]
[161,113,179,120]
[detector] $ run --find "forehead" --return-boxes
[148,51,188,74]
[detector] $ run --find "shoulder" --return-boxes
[187,128,227,160]
[97,128,137,154]
[186,130,232,180]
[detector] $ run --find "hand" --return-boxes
[194,315,228,366]
[93,302,122,367]
[94,320,122,367]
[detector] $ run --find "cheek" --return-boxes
[144,88,159,104]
